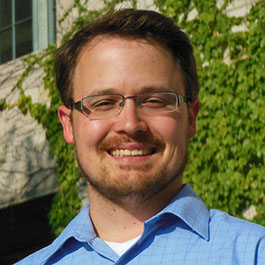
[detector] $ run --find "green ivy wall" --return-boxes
[1,0,264,235]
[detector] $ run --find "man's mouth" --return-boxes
[109,148,155,157]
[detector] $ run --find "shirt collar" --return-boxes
[40,184,209,263]
[146,184,209,240]
[59,184,210,243]
[63,203,96,242]
[37,204,95,264]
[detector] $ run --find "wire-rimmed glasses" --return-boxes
[72,91,190,119]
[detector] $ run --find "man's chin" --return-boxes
[76,147,189,205]
[83,166,180,205]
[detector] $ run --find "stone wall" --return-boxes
[0,54,57,209]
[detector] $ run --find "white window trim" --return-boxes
[32,0,55,51]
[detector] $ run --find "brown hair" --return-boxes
[54,8,199,107]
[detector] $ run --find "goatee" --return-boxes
[76,135,189,205]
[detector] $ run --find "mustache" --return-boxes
[98,134,165,152]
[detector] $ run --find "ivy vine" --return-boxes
[155,0,265,225]
[1,0,264,235]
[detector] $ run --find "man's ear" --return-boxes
[58,105,74,144]
[188,99,200,139]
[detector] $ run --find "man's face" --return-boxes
[58,36,199,204]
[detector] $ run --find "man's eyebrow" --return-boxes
[86,88,118,95]
[86,86,178,95]
[139,86,177,93]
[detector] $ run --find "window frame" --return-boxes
[0,0,55,64]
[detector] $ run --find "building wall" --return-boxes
[0,52,57,209]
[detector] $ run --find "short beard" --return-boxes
[76,146,189,206]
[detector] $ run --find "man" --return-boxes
[16,8,265,265]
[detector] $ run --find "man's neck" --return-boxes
[88,180,182,242]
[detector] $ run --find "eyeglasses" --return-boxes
[72,91,190,119]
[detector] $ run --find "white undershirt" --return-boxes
[104,235,141,256]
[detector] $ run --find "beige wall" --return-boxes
[0,53,57,209]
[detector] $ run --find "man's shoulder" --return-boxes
[209,208,265,240]
[14,243,53,265]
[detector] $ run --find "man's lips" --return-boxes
[109,148,155,157]
[99,136,165,158]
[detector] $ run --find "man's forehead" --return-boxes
[80,85,183,96]
[78,34,175,61]
[73,35,185,97]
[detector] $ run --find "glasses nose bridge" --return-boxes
[120,95,141,107]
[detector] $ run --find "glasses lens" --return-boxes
[137,92,177,115]
[82,95,123,119]
[77,92,184,119]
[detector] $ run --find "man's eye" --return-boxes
[142,97,167,107]
[92,100,117,110]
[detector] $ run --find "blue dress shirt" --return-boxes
[15,184,265,264]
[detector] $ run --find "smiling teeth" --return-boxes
[110,149,152,157]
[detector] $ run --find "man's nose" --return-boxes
[114,98,148,135]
